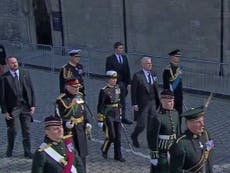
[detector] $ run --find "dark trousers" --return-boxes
[132,100,156,139]
[118,81,128,119]
[5,106,31,155]
[174,97,183,133]
[101,119,122,159]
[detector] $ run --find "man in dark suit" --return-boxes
[0,44,6,75]
[131,57,160,148]
[105,42,132,124]
[0,56,35,158]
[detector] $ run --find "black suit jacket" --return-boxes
[0,69,35,114]
[131,70,160,111]
[105,54,131,85]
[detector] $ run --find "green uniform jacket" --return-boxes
[147,108,180,154]
[97,84,121,122]
[169,130,213,173]
[55,92,89,158]
[31,136,85,173]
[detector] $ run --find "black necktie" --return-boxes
[14,72,18,80]
[118,55,123,64]
[148,72,152,85]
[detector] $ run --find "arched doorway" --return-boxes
[33,0,52,45]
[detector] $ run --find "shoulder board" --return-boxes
[63,134,73,139]
[102,85,108,90]
[38,143,51,152]
[57,93,66,100]
[164,64,171,70]
[176,135,186,144]
[61,64,68,68]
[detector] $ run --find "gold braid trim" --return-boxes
[150,150,159,159]
[59,98,75,109]
[186,130,211,173]
[169,67,180,82]
[63,134,73,139]
[176,135,186,143]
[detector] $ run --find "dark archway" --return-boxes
[33,0,52,45]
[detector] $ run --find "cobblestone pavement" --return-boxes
[0,69,229,173]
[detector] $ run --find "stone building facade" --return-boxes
[0,0,230,62]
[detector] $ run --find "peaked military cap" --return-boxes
[44,115,62,128]
[160,89,174,99]
[68,49,81,56]
[168,49,181,57]
[65,78,82,88]
[181,106,205,120]
[106,70,117,78]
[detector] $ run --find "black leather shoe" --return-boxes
[115,158,126,162]
[24,152,33,159]
[122,118,133,125]
[131,134,140,148]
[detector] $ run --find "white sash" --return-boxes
[40,143,78,173]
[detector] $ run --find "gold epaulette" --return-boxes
[57,93,66,100]
[38,143,52,152]
[164,64,171,70]
[63,134,73,139]
[176,135,186,144]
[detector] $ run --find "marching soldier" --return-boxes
[147,89,180,173]
[97,70,125,162]
[169,106,214,173]
[55,78,92,172]
[59,49,85,94]
[32,115,85,173]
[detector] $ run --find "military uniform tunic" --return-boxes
[163,63,183,115]
[55,92,89,159]
[147,108,180,173]
[59,62,85,94]
[97,84,123,159]
[170,130,213,173]
[31,136,85,173]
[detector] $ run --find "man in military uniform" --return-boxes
[31,115,85,173]
[169,107,214,173]
[59,49,85,94]
[163,49,183,118]
[97,70,125,162]
[147,89,180,173]
[55,78,92,172]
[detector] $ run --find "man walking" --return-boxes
[131,57,160,148]
[0,56,35,158]
[59,49,85,94]
[32,115,85,173]
[169,106,214,173]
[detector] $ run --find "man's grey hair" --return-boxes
[140,56,151,66]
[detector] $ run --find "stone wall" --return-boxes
[0,0,230,62]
